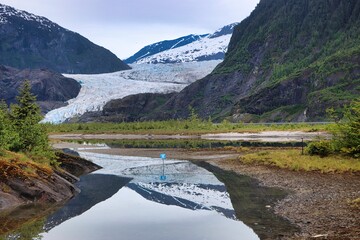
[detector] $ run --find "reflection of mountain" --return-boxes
[127,182,236,220]
[76,151,237,219]
[44,174,131,231]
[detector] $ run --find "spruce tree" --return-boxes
[10,81,55,163]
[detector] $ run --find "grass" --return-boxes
[238,149,360,173]
[349,198,360,210]
[68,139,305,149]
[45,120,334,135]
[0,150,53,183]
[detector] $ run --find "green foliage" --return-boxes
[306,140,333,157]
[308,99,360,158]
[331,99,360,157]
[76,139,302,150]
[0,100,20,150]
[1,81,56,164]
[211,0,360,120]
[46,120,332,135]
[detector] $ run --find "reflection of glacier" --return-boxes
[78,151,236,219]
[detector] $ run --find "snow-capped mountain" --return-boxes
[125,34,208,64]
[0,4,57,28]
[0,4,129,73]
[42,61,220,123]
[127,23,238,64]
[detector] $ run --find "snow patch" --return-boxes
[0,4,58,29]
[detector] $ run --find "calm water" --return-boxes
[40,151,259,240]
[1,143,297,240]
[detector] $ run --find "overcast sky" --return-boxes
[1,0,259,60]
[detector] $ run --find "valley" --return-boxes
[42,61,220,123]
[0,0,359,240]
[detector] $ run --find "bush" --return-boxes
[329,99,360,158]
[3,81,57,165]
[306,140,333,157]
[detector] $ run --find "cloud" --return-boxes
[1,0,259,58]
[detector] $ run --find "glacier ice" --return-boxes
[42,61,221,123]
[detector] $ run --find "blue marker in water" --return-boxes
[160,153,166,180]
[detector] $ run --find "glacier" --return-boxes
[42,61,221,124]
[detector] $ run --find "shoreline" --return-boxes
[59,144,359,239]
[211,159,360,239]
[49,131,330,142]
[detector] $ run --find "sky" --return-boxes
[1,0,259,60]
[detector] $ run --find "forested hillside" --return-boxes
[160,0,360,122]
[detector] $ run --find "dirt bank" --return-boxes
[0,152,100,211]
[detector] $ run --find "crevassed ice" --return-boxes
[42,61,220,124]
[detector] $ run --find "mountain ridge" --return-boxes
[0,4,130,74]
[126,23,238,64]
[124,34,208,64]
[0,65,81,113]
[156,0,360,122]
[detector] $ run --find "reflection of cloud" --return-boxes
[44,174,131,231]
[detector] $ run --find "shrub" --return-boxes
[329,99,360,158]
[306,140,333,157]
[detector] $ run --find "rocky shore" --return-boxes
[213,159,360,240]
[0,151,100,211]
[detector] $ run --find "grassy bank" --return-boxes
[45,120,334,135]
[0,150,53,192]
[233,149,360,173]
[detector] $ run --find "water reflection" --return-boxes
[44,174,132,232]
[38,151,259,240]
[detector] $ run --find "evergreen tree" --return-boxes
[10,81,56,163]
[12,81,42,124]
[0,100,19,150]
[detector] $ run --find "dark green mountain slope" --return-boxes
[0,4,130,74]
[160,0,360,122]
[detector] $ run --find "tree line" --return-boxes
[0,81,56,164]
